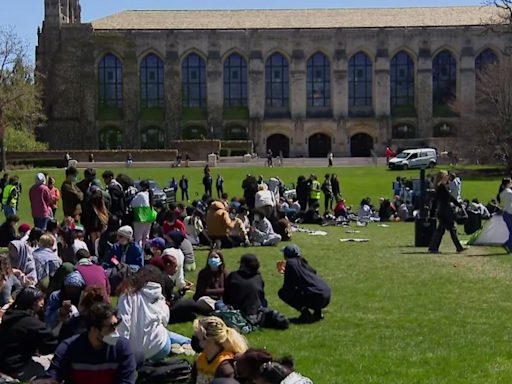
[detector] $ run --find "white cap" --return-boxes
[35,173,46,184]
[117,225,133,239]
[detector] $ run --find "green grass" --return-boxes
[10,165,512,383]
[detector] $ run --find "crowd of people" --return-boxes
[0,166,334,384]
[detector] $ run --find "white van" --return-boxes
[389,148,437,170]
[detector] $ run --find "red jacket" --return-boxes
[385,148,393,158]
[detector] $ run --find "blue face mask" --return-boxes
[208,257,222,267]
[230,213,236,220]
[73,175,78,182]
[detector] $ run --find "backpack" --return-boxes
[214,309,257,335]
[108,262,134,296]
[137,358,192,384]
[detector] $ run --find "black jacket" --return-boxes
[282,258,332,299]
[432,183,462,221]
[0,222,16,247]
[223,270,265,316]
[106,182,126,220]
[0,309,58,375]
[332,178,340,196]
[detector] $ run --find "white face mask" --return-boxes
[103,330,120,346]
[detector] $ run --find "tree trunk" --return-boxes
[0,111,5,172]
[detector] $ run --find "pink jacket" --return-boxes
[29,184,53,218]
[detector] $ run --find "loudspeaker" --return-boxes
[415,218,437,247]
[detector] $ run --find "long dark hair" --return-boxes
[117,265,164,296]
[206,250,226,273]
[256,357,296,384]
[497,178,511,204]
[11,286,44,312]
[91,190,109,228]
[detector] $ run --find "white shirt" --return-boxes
[163,247,186,289]
[117,282,170,360]
[500,188,512,214]
[358,205,372,218]
[449,178,462,201]
[471,202,490,218]
[255,190,275,208]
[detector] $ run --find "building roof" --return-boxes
[90,6,501,31]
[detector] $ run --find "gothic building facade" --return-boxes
[36,2,509,157]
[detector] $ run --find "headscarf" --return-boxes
[48,262,75,294]
[9,240,38,283]
[64,270,86,288]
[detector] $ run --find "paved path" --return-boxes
[75,157,388,169]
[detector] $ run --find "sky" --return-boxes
[2,0,483,59]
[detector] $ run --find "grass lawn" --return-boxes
[8,165,512,383]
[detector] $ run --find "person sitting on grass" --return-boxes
[107,226,144,271]
[189,316,248,384]
[357,198,373,219]
[46,302,137,384]
[277,244,332,324]
[255,357,313,384]
[207,201,236,249]
[194,251,230,304]
[334,197,348,218]
[0,287,58,382]
[116,265,193,361]
[233,348,273,384]
[167,230,196,272]
[8,239,38,286]
[249,209,282,247]
[163,210,187,238]
[0,214,19,247]
[33,234,62,293]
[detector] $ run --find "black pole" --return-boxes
[419,168,426,218]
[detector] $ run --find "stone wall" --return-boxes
[171,140,221,160]
[7,150,178,162]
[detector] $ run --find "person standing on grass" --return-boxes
[203,171,213,197]
[30,173,54,230]
[2,176,20,219]
[277,244,331,324]
[48,177,60,219]
[102,171,125,222]
[171,177,178,193]
[180,175,189,202]
[61,167,84,223]
[428,170,465,254]
[216,175,225,198]
[321,174,333,213]
[498,178,512,253]
[308,174,321,210]
[131,179,156,248]
[327,151,333,167]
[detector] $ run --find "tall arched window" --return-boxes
[141,127,165,149]
[141,54,164,108]
[224,54,248,107]
[99,127,123,150]
[265,53,289,108]
[307,53,331,107]
[390,51,415,108]
[349,52,373,107]
[182,54,206,108]
[433,50,456,105]
[475,49,499,73]
[99,54,123,108]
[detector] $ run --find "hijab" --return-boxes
[9,240,38,282]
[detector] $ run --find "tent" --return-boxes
[468,214,509,246]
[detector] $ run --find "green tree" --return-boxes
[4,125,48,151]
[0,26,45,170]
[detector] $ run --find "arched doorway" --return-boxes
[350,133,374,157]
[266,134,290,158]
[308,133,331,158]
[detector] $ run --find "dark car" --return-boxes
[133,179,175,205]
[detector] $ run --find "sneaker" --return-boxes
[457,247,468,253]
[313,310,325,321]
[170,344,184,355]
[297,309,316,324]
[182,344,196,356]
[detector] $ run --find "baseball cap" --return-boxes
[117,225,133,239]
[281,244,301,258]
[148,237,166,250]
[168,230,185,245]
[19,223,31,233]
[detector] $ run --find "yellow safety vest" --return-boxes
[310,180,321,200]
[2,185,18,207]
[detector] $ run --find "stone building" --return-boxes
[36,2,509,157]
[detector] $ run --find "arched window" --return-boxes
[98,54,123,108]
[224,54,248,107]
[349,52,373,107]
[182,54,206,108]
[141,127,165,149]
[390,51,415,108]
[433,123,454,137]
[182,126,206,140]
[475,49,499,73]
[265,53,289,108]
[307,53,331,107]
[225,126,247,140]
[433,50,456,105]
[99,127,123,150]
[141,54,164,108]
[392,124,416,139]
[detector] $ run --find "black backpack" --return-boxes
[108,262,134,296]
[137,358,192,384]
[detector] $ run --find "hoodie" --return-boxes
[206,201,235,237]
[223,269,265,316]
[29,174,53,218]
[117,282,170,360]
[281,372,314,384]
[0,309,58,375]
[106,179,126,219]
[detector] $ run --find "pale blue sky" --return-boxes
[2,0,483,58]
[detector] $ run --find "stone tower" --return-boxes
[43,0,81,26]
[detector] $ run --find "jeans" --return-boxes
[503,212,512,251]
[151,331,191,361]
[33,217,49,230]
[216,186,224,198]
[324,195,332,212]
[181,189,189,201]
[3,204,15,219]
[278,288,331,312]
